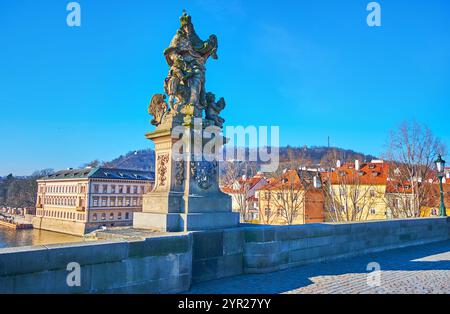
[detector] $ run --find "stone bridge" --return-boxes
[0,217,449,293]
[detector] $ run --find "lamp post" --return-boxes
[434,154,447,217]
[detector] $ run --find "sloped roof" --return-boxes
[257,169,321,191]
[39,167,154,181]
[322,161,389,185]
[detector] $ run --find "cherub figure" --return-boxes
[205,92,225,128]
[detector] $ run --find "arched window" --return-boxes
[125,212,130,220]
[117,212,122,220]
[93,213,97,221]
[109,213,114,220]
[101,213,106,220]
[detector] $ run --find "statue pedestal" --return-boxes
[133,117,239,232]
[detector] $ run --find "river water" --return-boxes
[0,227,85,248]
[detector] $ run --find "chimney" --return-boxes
[355,160,360,171]
[336,160,341,168]
[313,176,321,189]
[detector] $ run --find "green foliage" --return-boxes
[0,169,54,208]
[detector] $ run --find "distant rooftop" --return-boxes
[39,167,155,181]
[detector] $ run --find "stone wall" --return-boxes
[0,234,192,293]
[243,217,450,273]
[1,217,449,293]
[191,229,244,283]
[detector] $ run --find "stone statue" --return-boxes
[205,92,225,128]
[148,94,168,126]
[163,10,218,116]
[148,11,227,129]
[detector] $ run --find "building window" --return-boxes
[93,197,99,207]
[265,208,271,216]
[118,212,122,220]
[118,197,123,207]
[101,197,107,207]
[125,197,131,207]
[102,185,108,194]
[277,208,283,216]
[132,198,137,206]
[109,213,114,220]
[101,213,106,220]
[140,186,145,194]
[111,185,116,194]
[133,186,138,194]
[264,192,270,200]
[125,212,130,220]
[277,193,282,200]
[370,208,376,215]
[93,184,99,193]
[118,185,124,193]
[110,197,116,207]
[370,189,376,197]
[126,186,131,194]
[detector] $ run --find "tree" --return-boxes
[221,161,257,222]
[383,121,446,217]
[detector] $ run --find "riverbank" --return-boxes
[0,227,87,248]
[0,219,33,230]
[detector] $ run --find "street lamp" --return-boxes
[434,154,447,217]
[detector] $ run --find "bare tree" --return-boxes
[322,172,379,222]
[220,161,257,222]
[383,121,446,217]
[268,170,311,225]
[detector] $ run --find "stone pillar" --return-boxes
[133,117,239,232]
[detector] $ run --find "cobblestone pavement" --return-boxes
[188,241,450,294]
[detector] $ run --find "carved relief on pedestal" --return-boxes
[175,158,185,186]
[157,154,170,187]
[190,160,218,190]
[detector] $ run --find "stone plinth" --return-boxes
[133,117,239,232]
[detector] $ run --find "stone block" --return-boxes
[0,245,49,276]
[129,234,191,257]
[244,241,281,255]
[157,254,180,278]
[217,253,243,278]
[45,240,129,269]
[223,228,245,255]
[90,261,128,292]
[133,212,182,232]
[183,212,240,231]
[192,230,224,260]
[158,273,191,293]
[289,238,309,250]
[244,227,276,243]
[125,256,160,283]
[178,252,192,275]
[192,257,219,283]
[307,235,333,248]
[244,251,287,269]
[285,225,309,240]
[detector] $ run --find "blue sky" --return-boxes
[1,0,450,175]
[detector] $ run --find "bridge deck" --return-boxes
[188,240,450,294]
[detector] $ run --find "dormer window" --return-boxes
[371,172,380,177]
[358,171,365,177]
[369,164,376,170]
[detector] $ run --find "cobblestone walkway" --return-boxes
[189,241,450,294]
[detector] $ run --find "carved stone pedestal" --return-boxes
[133,118,239,232]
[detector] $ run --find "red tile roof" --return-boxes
[322,161,389,186]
